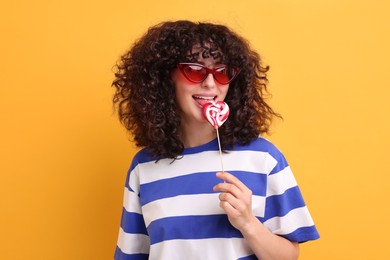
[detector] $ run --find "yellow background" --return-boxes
[1,0,389,259]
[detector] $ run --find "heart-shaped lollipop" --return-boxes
[202,101,230,128]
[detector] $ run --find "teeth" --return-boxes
[193,96,215,100]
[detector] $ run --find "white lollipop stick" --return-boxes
[202,101,230,172]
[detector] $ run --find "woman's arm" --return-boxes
[213,171,299,260]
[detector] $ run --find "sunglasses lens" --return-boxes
[214,67,230,84]
[178,63,240,84]
[215,67,240,84]
[183,64,206,82]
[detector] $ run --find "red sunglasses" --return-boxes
[177,63,241,85]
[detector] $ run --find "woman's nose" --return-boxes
[201,73,216,88]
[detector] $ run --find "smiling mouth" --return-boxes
[193,95,216,107]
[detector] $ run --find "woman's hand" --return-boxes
[213,171,257,232]
[213,171,300,259]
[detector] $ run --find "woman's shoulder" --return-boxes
[233,137,289,174]
[130,147,158,167]
[233,136,283,155]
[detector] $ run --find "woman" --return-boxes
[112,20,319,260]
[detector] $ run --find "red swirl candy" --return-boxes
[202,101,230,128]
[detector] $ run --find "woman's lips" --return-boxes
[193,95,216,107]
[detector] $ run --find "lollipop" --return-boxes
[202,101,230,172]
[202,101,230,129]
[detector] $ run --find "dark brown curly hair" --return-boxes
[112,20,281,159]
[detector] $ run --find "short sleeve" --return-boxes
[261,148,320,243]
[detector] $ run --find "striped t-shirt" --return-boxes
[115,137,319,259]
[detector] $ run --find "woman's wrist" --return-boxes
[240,215,263,238]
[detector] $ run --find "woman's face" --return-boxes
[171,45,230,126]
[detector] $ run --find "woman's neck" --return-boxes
[179,120,216,148]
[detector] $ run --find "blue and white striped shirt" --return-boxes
[115,137,319,259]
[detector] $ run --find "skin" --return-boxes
[172,45,299,259]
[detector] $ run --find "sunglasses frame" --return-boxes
[177,63,241,85]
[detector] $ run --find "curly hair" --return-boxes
[112,20,281,159]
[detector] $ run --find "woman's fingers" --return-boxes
[219,192,245,212]
[214,171,253,215]
[215,171,247,190]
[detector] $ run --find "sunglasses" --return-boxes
[177,63,241,85]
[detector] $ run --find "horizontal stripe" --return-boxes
[114,246,149,260]
[142,193,266,227]
[142,194,222,227]
[117,227,150,255]
[130,137,285,166]
[282,225,320,242]
[132,137,280,162]
[267,166,297,196]
[140,171,267,205]
[136,150,276,185]
[123,188,142,214]
[263,186,306,221]
[139,172,219,205]
[150,237,252,259]
[147,215,242,245]
[120,209,148,234]
[263,206,315,236]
